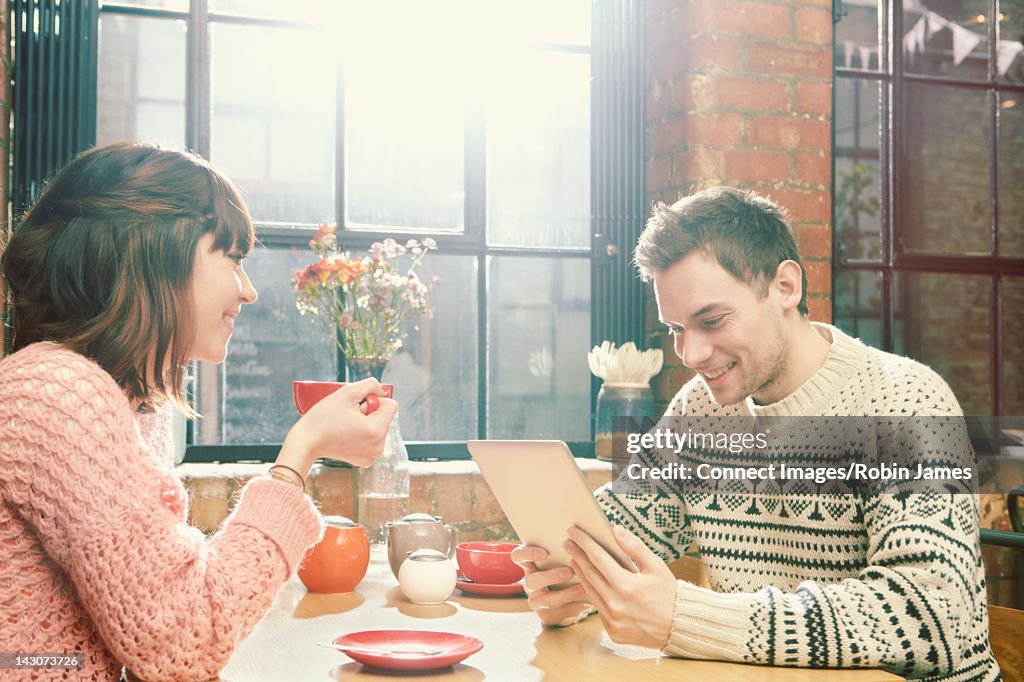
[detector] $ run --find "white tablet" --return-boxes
[468,440,635,577]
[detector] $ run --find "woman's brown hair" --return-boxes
[1,141,254,411]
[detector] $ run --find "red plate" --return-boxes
[329,630,483,671]
[456,577,526,597]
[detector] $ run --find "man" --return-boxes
[512,187,997,680]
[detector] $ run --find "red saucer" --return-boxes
[456,576,526,596]
[329,630,483,671]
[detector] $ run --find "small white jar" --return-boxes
[398,549,457,605]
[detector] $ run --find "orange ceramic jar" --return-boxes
[298,516,370,593]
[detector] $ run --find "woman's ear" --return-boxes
[772,260,804,312]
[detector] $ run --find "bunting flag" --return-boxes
[997,40,1024,76]
[924,11,948,40]
[858,45,876,70]
[903,15,927,58]
[843,39,855,68]
[950,22,983,66]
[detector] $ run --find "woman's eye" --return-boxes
[227,253,245,264]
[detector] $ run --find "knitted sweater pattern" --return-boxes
[596,324,998,680]
[0,343,324,681]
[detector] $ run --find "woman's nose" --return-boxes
[239,269,258,304]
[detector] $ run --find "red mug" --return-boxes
[456,542,525,585]
[292,380,393,416]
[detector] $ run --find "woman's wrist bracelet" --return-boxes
[268,464,306,493]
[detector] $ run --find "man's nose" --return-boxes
[678,331,713,369]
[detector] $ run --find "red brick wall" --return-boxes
[646,0,834,404]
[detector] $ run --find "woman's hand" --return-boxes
[277,378,397,474]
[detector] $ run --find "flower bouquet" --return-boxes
[292,224,439,363]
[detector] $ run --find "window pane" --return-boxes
[903,1,989,81]
[210,24,336,224]
[199,247,336,444]
[489,257,590,439]
[490,0,591,46]
[383,254,478,441]
[835,0,881,71]
[833,269,883,349]
[343,32,464,232]
[902,83,991,255]
[834,78,882,261]
[896,272,992,415]
[487,50,590,248]
[1004,277,1024,415]
[97,15,186,147]
[1000,96,1024,255]
[999,6,1024,84]
[210,0,331,21]
[104,0,188,10]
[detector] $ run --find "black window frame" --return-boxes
[832,0,1024,417]
[88,0,647,462]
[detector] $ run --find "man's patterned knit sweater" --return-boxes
[596,323,998,680]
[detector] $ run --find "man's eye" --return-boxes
[667,326,683,336]
[702,316,724,329]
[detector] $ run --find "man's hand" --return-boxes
[564,525,676,649]
[511,545,594,627]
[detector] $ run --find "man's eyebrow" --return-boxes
[690,303,726,318]
[659,303,726,328]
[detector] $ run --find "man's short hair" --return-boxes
[634,186,809,316]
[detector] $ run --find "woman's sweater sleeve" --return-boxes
[0,351,324,682]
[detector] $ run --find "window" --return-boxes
[96,0,629,457]
[833,0,1024,416]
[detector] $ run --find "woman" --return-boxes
[0,141,396,681]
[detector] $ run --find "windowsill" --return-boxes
[176,458,613,542]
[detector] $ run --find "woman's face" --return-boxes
[187,232,258,363]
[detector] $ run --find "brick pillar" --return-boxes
[646,0,834,405]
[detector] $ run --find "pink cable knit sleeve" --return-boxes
[0,346,323,681]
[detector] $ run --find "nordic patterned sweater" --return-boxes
[595,323,999,680]
[0,342,324,681]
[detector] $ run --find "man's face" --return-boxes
[653,250,789,406]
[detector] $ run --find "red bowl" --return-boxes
[292,381,393,416]
[456,542,524,585]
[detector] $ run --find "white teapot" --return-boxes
[398,548,457,605]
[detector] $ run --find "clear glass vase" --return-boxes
[594,382,655,462]
[346,357,410,547]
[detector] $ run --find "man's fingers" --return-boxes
[570,559,610,618]
[612,525,653,573]
[565,536,610,593]
[527,582,587,611]
[511,545,548,568]
[539,602,593,628]
[524,566,574,593]
[565,524,618,585]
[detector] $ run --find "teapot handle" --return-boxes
[445,524,459,559]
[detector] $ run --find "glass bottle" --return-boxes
[346,357,410,547]
[594,382,655,461]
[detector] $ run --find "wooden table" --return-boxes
[218,554,901,681]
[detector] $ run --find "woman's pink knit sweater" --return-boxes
[0,342,324,681]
